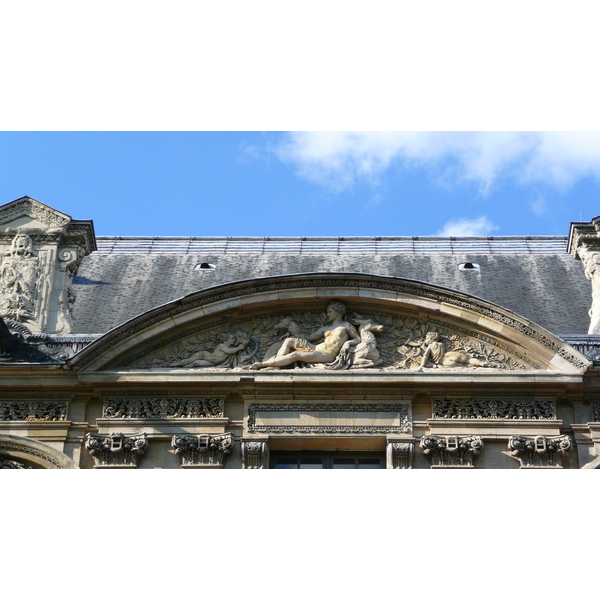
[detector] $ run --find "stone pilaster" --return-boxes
[241,439,269,469]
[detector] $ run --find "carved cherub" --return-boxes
[405,331,488,368]
[174,332,252,368]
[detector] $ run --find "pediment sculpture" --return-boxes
[128,301,539,371]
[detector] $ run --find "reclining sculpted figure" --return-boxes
[250,301,360,369]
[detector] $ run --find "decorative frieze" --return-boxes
[420,435,483,467]
[592,403,600,422]
[247,402,411,435]
[508,435,571,468]
[85,432,148,468]
[172,433,233,467]
[0,400,68,421]
[102,397,224,419]
[241,439,269,469]
[432,397,556,420]
[387,442,413,469]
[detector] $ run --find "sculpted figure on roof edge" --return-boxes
[578,249,600,334]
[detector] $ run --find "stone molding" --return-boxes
[85,432,148,468]
[241,439,269,469]
[0,434,78,469]
[508,435,571,468]
[69,273,588,371]
[387,441,413,469]
[102,396,224,419]
[0,400,68,421]
[431,397,555,420]
[420,435,483,467]
[247,402,411,435]
[171,433,233,467]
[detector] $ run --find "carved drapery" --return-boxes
[85,432,148,468]
[508,435,571,468]
[102,396,224,419]
[432,397,556,420]
[387,442,413,469]
[420,435,483,467]
[241,439,269,469]
[0,400,68,421]
[171,433,233,467]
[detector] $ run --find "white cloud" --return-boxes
[436,216,498,237]
[272,132,600,192]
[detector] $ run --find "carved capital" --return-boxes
[387,441,413,469]
[241,439,269,469]
[85,432,148,468]
[508,435,571,468]
[171,433,233,468]
[420,435,483,467]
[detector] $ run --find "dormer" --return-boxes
[0,197,96,334]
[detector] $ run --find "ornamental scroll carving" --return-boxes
[241,440,269,469]
[387,442,413,469]
[432,398,556,420]
[85,433,148,467]
[172,433,233,467]
[129,301,535,371]
[0,400,68,421]
[102,397,224,419]
[508,435,571,468]
[420,435,483,467]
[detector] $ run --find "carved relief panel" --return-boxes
[127,301,541,371]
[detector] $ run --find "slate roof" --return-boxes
[72,236,591,335]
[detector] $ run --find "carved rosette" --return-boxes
[387,442,413,469]
[171,433,233,468]
[85,432,148,468]
[432,398,556,420]
[241,440,269,469]
[102,397,224,419]
[508,435,571,468]
[420,435,483,467]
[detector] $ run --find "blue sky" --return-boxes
[2,131,600,237]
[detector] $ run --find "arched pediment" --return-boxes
[0,434,79,469]
[70,273,590,375]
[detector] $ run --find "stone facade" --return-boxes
[2,197,600,469]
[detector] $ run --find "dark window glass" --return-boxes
[271,451,384,469]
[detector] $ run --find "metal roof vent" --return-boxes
[458,262,480,270]
[195,262,216,271]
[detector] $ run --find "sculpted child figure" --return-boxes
[251,301,360,369]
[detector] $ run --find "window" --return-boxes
[271,451,385,469]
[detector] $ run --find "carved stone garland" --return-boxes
[420,435,483,467]
[432,398,556,420]
[387,442,413,469]
[508,435,571,468]
[241,440,269,469]
[171,433,233,467]
[0,400,68,421]
[85,432,148,468]
[102,397,224,419]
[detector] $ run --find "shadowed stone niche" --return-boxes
[85,432,148,468]
[420,435,483,468]
[508,435,571,468]
[171,433,233,468]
